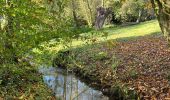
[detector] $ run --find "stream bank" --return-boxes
[53,42,138,100]
[53,34,170,99]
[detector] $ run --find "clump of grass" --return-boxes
[93,51,108,60]
[166,71,170,81]
[110,82,138,100]
[111,56,119,70]
[129,69,138,79]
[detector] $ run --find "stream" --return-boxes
[39,66,109,100]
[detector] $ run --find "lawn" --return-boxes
[105,20,161,40]
[37,20,161,55]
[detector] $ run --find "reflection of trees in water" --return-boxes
[42,67,108,100]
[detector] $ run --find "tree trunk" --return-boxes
[136,9,143,23]
[85,0,93,26]
[151,0,170,46]
[102,0,105,7]
[94,7,112,30]
[71,0,79,27]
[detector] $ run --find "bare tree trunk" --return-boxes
[94,7,112,30]
[136,9,143,23]
[151,0,170,46]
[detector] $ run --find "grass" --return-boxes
[52,20,160,49]
[105,20,161,40]
[34,20,161,65]
[18,19,161,99]
[0,19,161,99]
[51,20,162,99]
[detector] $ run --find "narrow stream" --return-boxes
[39,66,109,100]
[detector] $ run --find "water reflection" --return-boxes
[39,67,108,100]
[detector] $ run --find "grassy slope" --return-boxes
[55,34,170,99]
[28,20,161,99]
[106,20,161,40]
[52,20,162,99]
[40,20,161,56]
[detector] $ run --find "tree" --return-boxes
[78,0,102,27]
[0,0,74,63]
[151,0,170,45]
[0,0,17,62]
[71,0,79,27]
[94,7,112,30]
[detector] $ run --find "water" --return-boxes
[39,66,109,100]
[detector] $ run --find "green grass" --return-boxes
[105,20,161,40]
[33,20,161,65]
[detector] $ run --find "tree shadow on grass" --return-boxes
[113,32,162,42]
[75,31,162,50]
